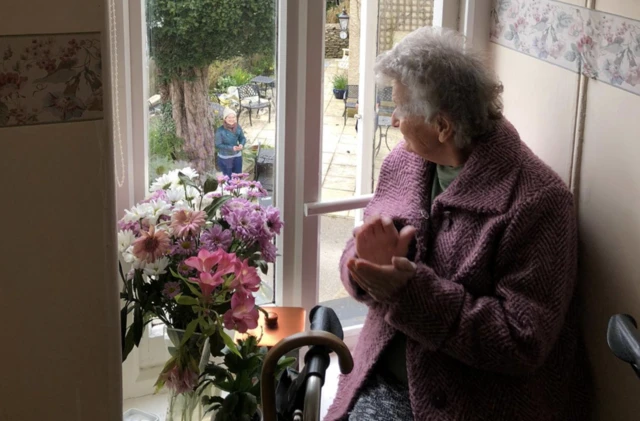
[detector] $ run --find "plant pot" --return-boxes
[333,88,346,99]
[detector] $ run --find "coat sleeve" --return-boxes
[382,187,578,375]
[237,127,247,147]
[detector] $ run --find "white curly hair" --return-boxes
[374,26,504,148]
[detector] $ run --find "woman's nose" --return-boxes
[391,109,400,128]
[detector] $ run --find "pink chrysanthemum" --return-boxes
[170,209,206,238]
[132,225,170,263]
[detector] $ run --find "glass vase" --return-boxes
[164,327,211,421]
[166,390,204,421]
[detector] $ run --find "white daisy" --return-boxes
[166,188,185,203]
[144,199,172,223]
[117,230,137,253]
[184,186,200,201]
[150,173,177,192]
[143,257,170,276]
[122,203,153,223]
[123,245,137,264]
[179,167,199,180]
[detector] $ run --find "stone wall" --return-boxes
[325,23,349,58]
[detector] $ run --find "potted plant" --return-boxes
[199,335,296,421]
[332,74,348,99]
[118,169,282,421]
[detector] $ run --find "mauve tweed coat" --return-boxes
[324,119,592,421]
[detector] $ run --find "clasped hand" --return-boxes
[348,215,417,302]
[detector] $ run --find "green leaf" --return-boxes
[175,294,199,306]
[221,329,242,358]
[180,319,199,347]
[204,195,232,220]
[120,305,129,358]
[178,171,199,189]
[133,304,144,347]
[170,268,190,282]
[181,277,204,298]
[122,327,136,362]
[203,177,219,194]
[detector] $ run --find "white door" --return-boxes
[295,0,462,348]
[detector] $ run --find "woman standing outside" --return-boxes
[215,108,246,177]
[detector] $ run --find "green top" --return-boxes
[377,164,463,386]
[431,164,464,204]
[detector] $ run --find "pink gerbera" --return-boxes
[170,209,206,238]
[132,225,170,263]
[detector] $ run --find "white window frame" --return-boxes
[114,0,478,398]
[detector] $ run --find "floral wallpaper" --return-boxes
[0,33,102,127]
[491,0,640,96]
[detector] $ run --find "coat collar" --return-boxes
[432,119,523,215]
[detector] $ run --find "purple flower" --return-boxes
[162,282,181,299]
[118,219,141,235]
[227,208,254,238]
[201,225,233,252]
[217,174,229,184]
[260,238,277,263]
[177,260,194,277]
[231,173,250,180]
[142,189,167,203]
[221,198,251,217]
[265,206,283,235]
[224,177,250,192]
[171,238,196,255]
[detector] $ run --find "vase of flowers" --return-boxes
[118,169,283,421]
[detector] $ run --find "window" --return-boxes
[114,0,463,398]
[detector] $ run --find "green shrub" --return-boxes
[326,0,350,24]
[332,73,348,90]
[248,53,275,76]
[208,57,245,93]
[149,102,185,162]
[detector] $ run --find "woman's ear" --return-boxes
[436,114,454,144]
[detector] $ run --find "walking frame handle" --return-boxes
[261,331,354,421]
[607,314,640,378]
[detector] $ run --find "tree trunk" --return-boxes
[169,66,215,173]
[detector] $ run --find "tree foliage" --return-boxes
[147,0,276,80]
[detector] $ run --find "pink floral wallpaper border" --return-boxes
[0,32,103,128]
[491,0,640,96]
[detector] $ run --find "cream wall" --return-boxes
[489,1,640,419]
[0,1,121,421]
[579,1,640,418]
[489,45,580,184]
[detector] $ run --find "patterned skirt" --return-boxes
[347,374,414,421]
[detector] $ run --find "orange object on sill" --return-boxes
[235,306,306,348]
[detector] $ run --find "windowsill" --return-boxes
[123,354,341,421]
[124,393,168,420]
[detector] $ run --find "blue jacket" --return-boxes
[215,125,247,157]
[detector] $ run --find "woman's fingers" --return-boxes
[392,256,417,273]
[397,225,417,255]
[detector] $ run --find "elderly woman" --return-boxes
[215,108,247,177]
[324,27,591,421]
